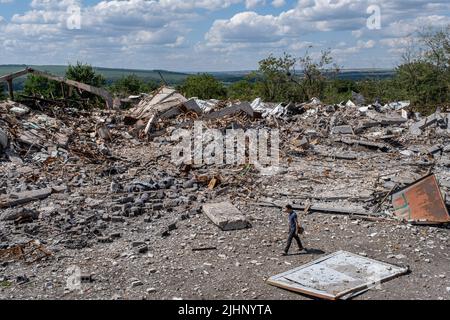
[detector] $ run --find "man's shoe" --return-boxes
[298,248,307,253]
[282,252,288,256]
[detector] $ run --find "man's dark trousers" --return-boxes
[284,229,303,253]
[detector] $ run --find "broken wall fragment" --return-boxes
[202,202,251,231]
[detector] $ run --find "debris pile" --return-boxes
[0,85,449,300]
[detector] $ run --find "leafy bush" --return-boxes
[255,53,302,102]
[298,49,340,100]
[66,62,106,87]
[23,75,62,99]
[65,62,107,107]
[111,74,158,96]
[227,80,259,101]
[179,74,227,100]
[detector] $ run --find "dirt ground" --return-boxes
[1,142,449,300]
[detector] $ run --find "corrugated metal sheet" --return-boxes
[267,251,409,300]
[392,174,450,224]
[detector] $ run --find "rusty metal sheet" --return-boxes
[267,251,409,300]
[392,174,450,224]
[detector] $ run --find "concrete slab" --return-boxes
[202,202,251,231]
[410,112,442,135]
[332,125,354,135]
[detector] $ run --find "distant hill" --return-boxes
[0,65,395,91]
[0,65,191,90]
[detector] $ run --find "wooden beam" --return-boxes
[0,67,114,109]
[29,69,114,109]
[0,68,32,83]
[6,79,13,100]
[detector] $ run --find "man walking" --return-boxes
[282,204,305,256]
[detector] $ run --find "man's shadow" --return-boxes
[286,248,325,256]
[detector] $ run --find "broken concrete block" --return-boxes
[98,236,113,244]
[332,125,354,135]
[202,202,251,231]
[410,112,442,135]
[292,136,310,149]
[135,244,149,254]
[205,102,255,119]
[80,274,93,283]
[111,216,125,223]
[338,138,388,152]
[132,241,145,248]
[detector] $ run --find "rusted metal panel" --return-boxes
[267,251,409,300]
[392,174,450,224]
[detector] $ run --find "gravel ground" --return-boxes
[1,192,449,300]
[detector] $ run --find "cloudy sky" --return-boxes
[0,0,449,71]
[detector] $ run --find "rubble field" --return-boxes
[0,88,449,300]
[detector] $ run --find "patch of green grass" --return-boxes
[0,280,12,288]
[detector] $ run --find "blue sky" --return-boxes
[0,0,449,71]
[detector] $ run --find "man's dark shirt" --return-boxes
[288,211,298,232]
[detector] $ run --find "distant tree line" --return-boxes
[178,26,449,114]
[12,25,449,114]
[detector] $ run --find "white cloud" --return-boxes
[203,0,450,65]
[159,0,242,11]
[206,12,289,44]
[271,0,285,8]
[245,0,266,9]
[1,0,449,70]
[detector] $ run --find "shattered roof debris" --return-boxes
[267,251,409,300]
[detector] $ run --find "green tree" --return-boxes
[111,74,158,96]
[298,48,340,100]
[23,74,62,99]
[393,25,450,109]
[395,61,447,106]
[256,53,301,102]
[66,62,106,87]
[179,74,227,100]
[227,80,259,101]
[356,78,408,104]
[65,62,107,107]
[322,79,356,104]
